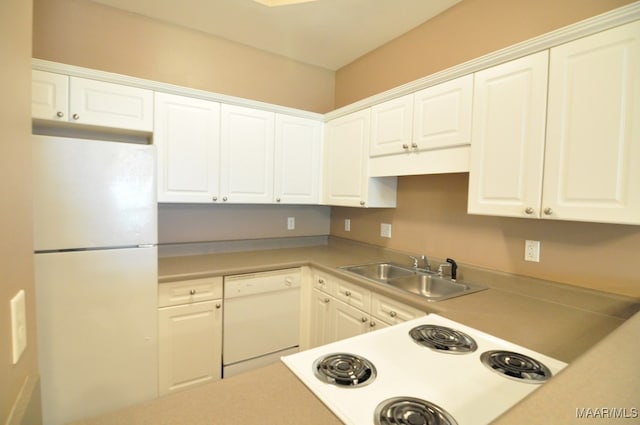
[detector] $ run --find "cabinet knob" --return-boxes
[223,196,228,202]
[411,142,418,149]
[323,298,330,303]
[544,207,553,215]
[389,310,397,318]
[318,278,325,284]
[189,289,196,295]
[215,303,221,309]
[345,290,351,297]
[276,198,281,202]
[369,321,376,328]
[361,317,368,323]
[359,201,365,206]
[212,196,218,202]
[402,143,409,149]
[72,113,80,120]
[56,111,64,118]
[525,207,534,215]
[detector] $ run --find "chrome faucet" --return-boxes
[409,255,431,272]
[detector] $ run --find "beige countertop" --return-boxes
[71,237,640,425]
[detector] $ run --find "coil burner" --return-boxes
[313,353,377,387]
[374,396,458,425]
[481,350,553,383]
[409,324,478,354]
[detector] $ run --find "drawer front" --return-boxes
[312,272,334,295]
[371,293,425,325]
[335,279,371,311]
[159,277,223,307]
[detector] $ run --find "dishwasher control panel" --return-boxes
[223,268,302,299]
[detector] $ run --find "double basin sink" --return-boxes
[340,262,486,302]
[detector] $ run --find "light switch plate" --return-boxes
[287,217,295,230]
[11,290,27,365]
[344,219,351,232]
[380,223,392,238]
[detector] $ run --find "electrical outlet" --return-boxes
[380,223,392,238]
[11,290,27,365]
[287,217,295,230]
[525,240,540,262]
[344,219,351,232]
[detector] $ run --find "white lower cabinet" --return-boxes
[308,270,426,348]
[158,277,223,396]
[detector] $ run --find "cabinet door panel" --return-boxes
[69,77,153,132]
[544,21,640,224]
[221,105,275,203]
[158,301,222,396]
[32,70,68,121]
[310,289,332,348]
[329,301,368,342]
[413,74,473,151]
[468,51,549,218]
[155,93,220,203]
[274,114,322,204]
[370,94,413,157]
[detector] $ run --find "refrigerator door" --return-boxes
[35,247,158,425]
[33,135,156,251]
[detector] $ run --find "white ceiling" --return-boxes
[88,0,462,70]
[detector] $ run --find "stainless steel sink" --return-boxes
[340,262,486,301]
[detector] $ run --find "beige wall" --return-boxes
[32,0,335,113]
[1,0,42,424]
[335,0,636,107]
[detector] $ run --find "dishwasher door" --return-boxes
[223,268,301,376]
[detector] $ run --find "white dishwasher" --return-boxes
[223,268,302,377]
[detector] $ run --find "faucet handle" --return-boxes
[420,255,431,271]
[409,256,419,268]
[438,263,452,279]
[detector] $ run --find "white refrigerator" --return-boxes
[33,135,158,425]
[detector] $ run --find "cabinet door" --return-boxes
[274,114,322,204]
[370,94,414,157]
[69,77,153,132]
[32,70,68,121]
[158,300,223,396]
[220,105,275,203]
[323,109,369,206]
[155,92,220,203]
[329,300,369,343]
[413,74,473,151]
[468,51,549,218]
[310,289,332,348]
[543,21,640,224]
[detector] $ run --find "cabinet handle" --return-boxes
[72,113,80,120]
[389,310,397,318]
[189,289,196,295]
[215,303,221,309]
[56,111,64,118]
[525,207,534,215]
[411,142,418,149]
[318,278,325,284]
[544,207,553,215]
[276,198,281,202]
[223,196,228,202]
[212,196,218,202]
[361,317,368,323]
[323,298,330,303]
[369,321,376,328]
[402,143,409,149]
[359,201,365,206]
[345,290,351,297]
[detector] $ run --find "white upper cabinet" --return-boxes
[32,70,153,132]
[323,109,397,207]
[370,94,414,157]
[412,74,473,151]
[154,92,220,203]
[220,104,275,204]
[468,51,549,218]
[274,114,322,204]
[367,75,473,177]
[543,20,640,225]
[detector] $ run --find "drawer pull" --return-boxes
[389,311,397,318]
[189,289,196,295]
[361,317,368,323]
[345,290,351,297]
[216,303,221,309]
[323,298,330,303]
